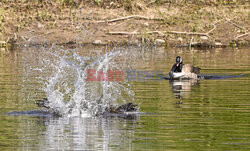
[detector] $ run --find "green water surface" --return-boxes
[0,46,249,151]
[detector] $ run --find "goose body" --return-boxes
[169,64,200,79]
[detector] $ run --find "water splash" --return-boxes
[25,46,135,117]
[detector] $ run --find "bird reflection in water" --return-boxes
[169,80,199,104]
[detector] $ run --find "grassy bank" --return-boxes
[0,0,249,48]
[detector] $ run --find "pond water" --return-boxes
[0,46,249,150]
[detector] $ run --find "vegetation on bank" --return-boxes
[0,0,249,48]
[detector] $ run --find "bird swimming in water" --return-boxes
[169,56,200,79]
[36,98,138,116]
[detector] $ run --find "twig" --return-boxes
[235,32,249,39]
[206,24,216,34]
[27,32,53,41]
[148,0,157,5]
[96,15,163,23]
[206,19,224,34]
[107,19,228,38]
[217,14,247,31]
[108,31,138,35]
[108,30,210,37]
[168,31,210,37]
[225,18,247,32]
[189,37,194,49]
[114,20,129,27]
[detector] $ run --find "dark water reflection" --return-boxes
[0,46,249,150]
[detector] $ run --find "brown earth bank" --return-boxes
[0,0,249,48]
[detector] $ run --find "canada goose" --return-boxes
[36,98,138,115]
[169,56,200,79]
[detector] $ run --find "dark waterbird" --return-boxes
[161,56,245,80]
[35,98,138,118]
[8,99,138,119]
[168,56,201,80]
